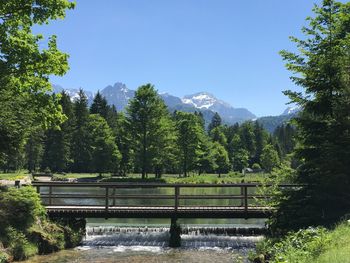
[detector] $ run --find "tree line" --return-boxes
[1,84,295,177]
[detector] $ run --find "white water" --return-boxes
[83,226,264,249]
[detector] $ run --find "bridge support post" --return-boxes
[169,217,181,247]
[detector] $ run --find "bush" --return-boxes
[251,227,330,263]
[0,187,46,234]
[28,222,65,254]
[0,251,11,263]
[5,227,38,261]
[53,218,86,248]
[252,163,261,170]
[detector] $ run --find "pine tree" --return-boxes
[41,91,75,172]
[88,114,121,175]
[273,0,350,230]
[71,89,92,172]
[90,91,109,119]
[208,112,222,132]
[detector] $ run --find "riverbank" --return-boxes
[0,186,85,263]
[50,172,268,184]
[250,221,350,263]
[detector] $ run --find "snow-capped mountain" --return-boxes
[281,106,301,116]
[52,83,256,125]
[182,92,220,109]
[52,84,94,104]
[182,92,256,123]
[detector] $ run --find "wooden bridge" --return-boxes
[32,182,299,219]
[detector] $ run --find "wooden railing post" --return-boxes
[36,186,40,194]
[244,186,248,216]
[49,186,52,205]
[112,187,116,207]
[105,187,109,212]
[174,186,180,212]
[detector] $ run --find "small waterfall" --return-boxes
[83,226,264,249]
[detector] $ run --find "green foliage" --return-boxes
[87,114,121,174]
[208,112,222,132]
[90,91,109,119]
[252,222,350,263]
[0,187,46,234]
[273,0,350,230]
[0,0,74,170]
[28,222,65,254]
[232,148,249,172]
[260,144,280,173]
[51,218,86,249]
[127,84,176,178]
[0,251,10,263]
[41,91,75,172]
[211,142,230,176]
[5,227,38,261]
[174,111,207,176]
[71,89,92,172]
[252,163,261,170]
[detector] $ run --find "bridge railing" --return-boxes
[32,182,301,215]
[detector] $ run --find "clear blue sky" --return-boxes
[36,0,325,117]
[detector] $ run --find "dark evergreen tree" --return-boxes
[272,0,350,231]
[208,112,222,132]
[88,114,121,175]
[90,91,109,119]
[71,89,92,172]
[25,130,44,173]
[41,91,75,172]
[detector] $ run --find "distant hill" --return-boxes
[257,113,297,133]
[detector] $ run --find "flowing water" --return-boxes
[24,186,266,262]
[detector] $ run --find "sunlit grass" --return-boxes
[0,170,28,180]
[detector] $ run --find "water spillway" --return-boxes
[83,225,264,249]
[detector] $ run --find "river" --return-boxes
[23,185,265,262]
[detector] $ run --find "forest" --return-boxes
[2,85,295,178]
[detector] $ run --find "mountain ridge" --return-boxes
[52,82,296,130]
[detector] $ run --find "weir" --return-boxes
[83,225,264,249]
[32,182,301,247]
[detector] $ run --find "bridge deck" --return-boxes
[45,205,273,218]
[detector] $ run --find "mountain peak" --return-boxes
[281,106,300,116]
[182,92,219,109]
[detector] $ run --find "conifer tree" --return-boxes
[208,112,222,132]
[273,0,350,230]
[90,91,109,119]
[71,89,92,172]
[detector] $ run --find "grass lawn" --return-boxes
[99,172,269,184]
[0,171,29,180]
[34,171,269,184]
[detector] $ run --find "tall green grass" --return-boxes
[252,222,350,263]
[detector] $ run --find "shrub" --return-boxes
[28,222,65,254]
[53,218,86,248]
[0,186,46,234]
[0,251,11,263]
[251,227,330,263]
[5,227,38,261]
[252,163,261,170]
